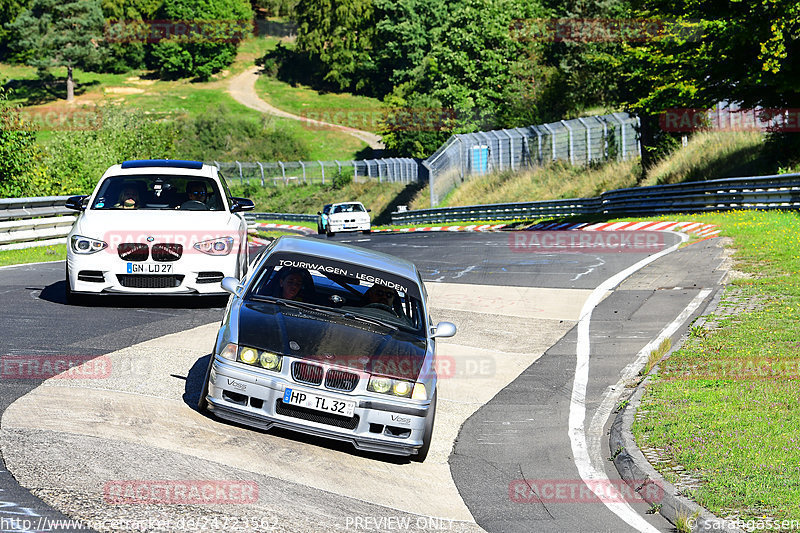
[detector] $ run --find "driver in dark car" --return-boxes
[363,284,401,314]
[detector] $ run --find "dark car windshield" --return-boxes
[91,175,224,211]
[247,253,425,334]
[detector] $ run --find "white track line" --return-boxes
[569,232,688,532]
[587,289,712,475]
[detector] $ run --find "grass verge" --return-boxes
[0,244,65,267]
[255,74,383,133]
[630,209,800,523]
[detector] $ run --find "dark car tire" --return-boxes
[326,227,335,237]
[65,265,81,305]
[197,356,214,412]
[362,229,371,235]
[412,389,437,462]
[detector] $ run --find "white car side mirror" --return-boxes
[430,321,457,339]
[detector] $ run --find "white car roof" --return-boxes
[101,160,218,180]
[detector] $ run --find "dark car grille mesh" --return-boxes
[117,274,184,289]
[117,243,148,261]
[275,400,359,429]
[292,362,324,385]
[324,369,360,392]
[151,243,183,262]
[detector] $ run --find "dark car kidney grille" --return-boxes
[275,400,359,429]
[118,243,148,261]
[325,369,360,392]
[292,361,324,386]
[151,243,183,262]
[117,274,184,289]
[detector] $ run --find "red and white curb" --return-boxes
[247,220,720,239]
[372,224,508,233]
[524,220,720,237]
[250,223,316,235]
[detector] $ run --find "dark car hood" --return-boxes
[237,301,428,380]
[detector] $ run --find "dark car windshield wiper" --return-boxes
[249,295,401,331]
[250,295,333,314]
[329,308,400,331]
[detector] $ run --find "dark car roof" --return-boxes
[268,236,420,282]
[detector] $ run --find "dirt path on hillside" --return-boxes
[228,66,384,150]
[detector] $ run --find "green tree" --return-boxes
[0,0,32,61]
[294,0,376,91]
[620,0,800,171]
[371,0,449,96]
[148,0,254,80]
[99,0,163,72]
[6,0,105,101]
[381,0,551,156]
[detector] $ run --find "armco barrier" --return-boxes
[391,173,800,224]
[245,213,318,224]
[0,196,75,250]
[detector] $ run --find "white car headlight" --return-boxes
[70,235,108,254]
[194,237,234,256]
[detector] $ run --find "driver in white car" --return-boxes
[186,181,208,205]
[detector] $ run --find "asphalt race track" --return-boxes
[0,230,728,532]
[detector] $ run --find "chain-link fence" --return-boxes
[210,158,419,187]
[423,112,640,206]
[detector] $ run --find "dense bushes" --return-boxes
[148,0,253,80]
[0,88,47,197]
[0,102,310,197]
[3,0,253,80]
[173,105,308,161]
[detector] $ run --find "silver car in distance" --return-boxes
[198,236,456,460]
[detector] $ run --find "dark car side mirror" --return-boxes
[230,197,255,213]
[65,195,88,211]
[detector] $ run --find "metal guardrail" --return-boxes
[4,173,798,249]
[245,213,318,223]
[391,173,800,224]
[0,196,75,250]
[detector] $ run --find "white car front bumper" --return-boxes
[67,248,240,295]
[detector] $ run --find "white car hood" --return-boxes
[329,211,370,221]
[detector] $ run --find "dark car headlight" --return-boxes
[367,376,421,398]
[219,343,282,372]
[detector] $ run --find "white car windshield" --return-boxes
[333,203,365,214]
[91,175,224,211]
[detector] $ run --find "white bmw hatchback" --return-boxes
[65,159,254,302]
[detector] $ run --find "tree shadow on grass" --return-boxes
[2,76,99,105]
[372,180,427,226]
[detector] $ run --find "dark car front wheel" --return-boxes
[197,356,214,412]
[412,389,437,462]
